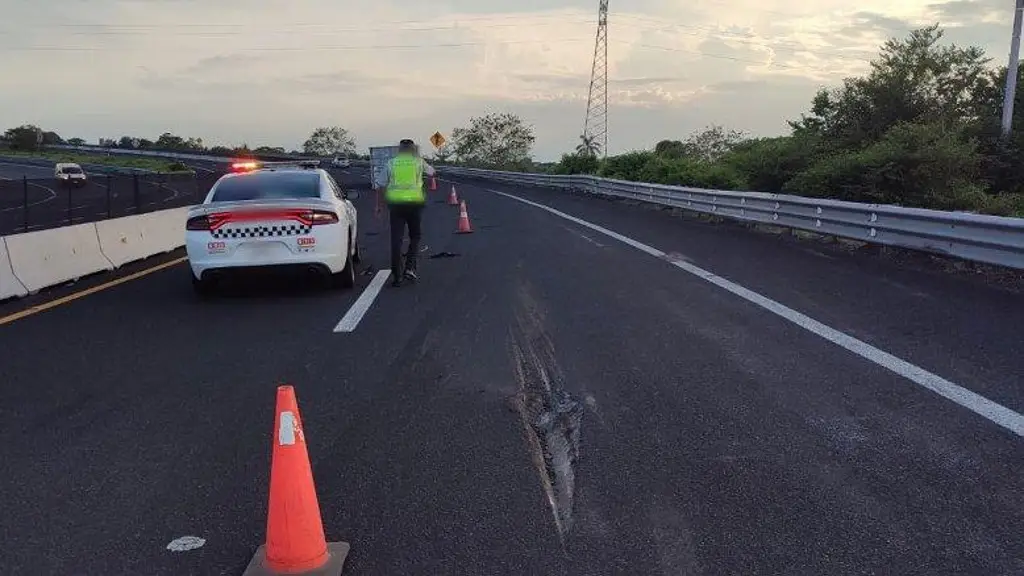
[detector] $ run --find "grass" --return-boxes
[0,149,194,173]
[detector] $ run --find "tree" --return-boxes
[41,131,63,145]
[302,127,356,156]
[790,25,991,152]
[66,137,86,146]
[450,112,535,169]
[576,133,600,157]
[654,139,687,158]
[4,125,43,150]
[155,132,187,150]
[254,146,286,154]
[680,125,746,163]
[118,136,138,149]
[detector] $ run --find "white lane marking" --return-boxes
[488,189,1024,438]
[166,536,205,552]
[333,269,390,332]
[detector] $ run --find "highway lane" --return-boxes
[1,174,1022,574]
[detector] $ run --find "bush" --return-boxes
[598,151,654,180]
[784,120,984,209]
[638,156,746,189]
[166,161,191,172]
[723,135,816,192]
[550,153,599,175]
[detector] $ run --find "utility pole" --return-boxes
[1001,0,1023,137]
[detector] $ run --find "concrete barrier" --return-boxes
[5,223,114,293]
[94,215,146,267]
[0,237,28,300]
[96,207,187,266]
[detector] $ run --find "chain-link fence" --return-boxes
[0,172,221,235]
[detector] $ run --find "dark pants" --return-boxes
[389,203,424,277]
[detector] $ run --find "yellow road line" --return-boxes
[0,256,187,326]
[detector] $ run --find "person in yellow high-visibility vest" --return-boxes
[375,139,435,286]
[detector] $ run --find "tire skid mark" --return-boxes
[508,280,583,548]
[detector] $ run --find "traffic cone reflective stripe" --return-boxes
[456,200,473,234]
[243,385,349,575]
[447,185,458,205]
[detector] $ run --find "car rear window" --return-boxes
[60,166,83,174]
[211,171,321,202]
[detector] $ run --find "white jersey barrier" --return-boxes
[5,224,114,293]
[0,237,28,299]
[95,207,189,267]
[0,206,189,299]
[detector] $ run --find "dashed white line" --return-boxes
[488,188,1024,438]
[333,270,390,332]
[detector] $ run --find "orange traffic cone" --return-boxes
[447,185,459,206]
[243,385,349,576]
[456,200,473,234]
[429,175,437,191]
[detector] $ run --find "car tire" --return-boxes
[191,272,215,297]
[332,234,356,289]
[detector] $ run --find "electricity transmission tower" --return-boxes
[1001,0,1023,137]
[583,0,609,157]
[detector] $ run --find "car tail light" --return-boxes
[186,215,211,230]
[231,161,259,172]
[310,209,339,225]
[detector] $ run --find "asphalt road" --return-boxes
[0,169,1022,575]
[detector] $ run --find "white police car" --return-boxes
[331,156,351,169]
[184,161,359,295]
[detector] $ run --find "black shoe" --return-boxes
[403,269,419,282]
[390,273,403,287]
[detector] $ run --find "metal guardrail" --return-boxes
[443,167,1024,271]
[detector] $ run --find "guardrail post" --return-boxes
[22,176,29,232]
[132,173,140,212]
[106,174,112,219]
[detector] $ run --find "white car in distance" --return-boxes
[54,162,87,187]
[184,162,359,295]
[331,156,351,169]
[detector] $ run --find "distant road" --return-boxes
[0,160,370,235]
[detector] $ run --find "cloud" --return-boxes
[0,0,1013,159]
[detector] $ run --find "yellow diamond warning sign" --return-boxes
[429,131,446,149]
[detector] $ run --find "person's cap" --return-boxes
[399,139,416,151]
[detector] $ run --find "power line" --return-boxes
[5,38,595,52]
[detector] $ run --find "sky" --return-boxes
[0,0,1015,160]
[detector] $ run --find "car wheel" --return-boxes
[333,255,356,289]
[332,235,356,289]
[191,272,215,297]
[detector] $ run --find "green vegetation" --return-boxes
[0,148,194,173]
[434,25,1023,217]
[548,25,1024,217]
